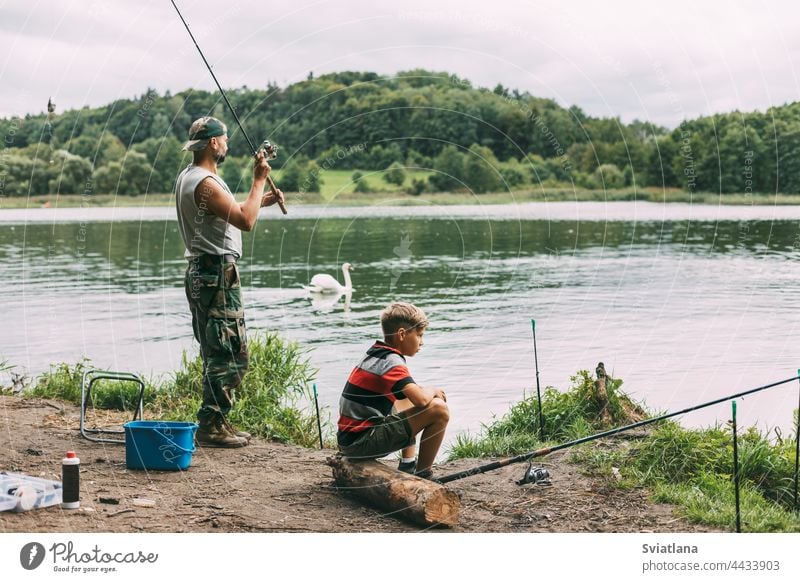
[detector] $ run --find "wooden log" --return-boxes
[327,456,460,528]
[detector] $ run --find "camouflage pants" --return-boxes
[184,255,249,423]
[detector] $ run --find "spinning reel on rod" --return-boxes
[515,463,551,486]
[259,140,278,161]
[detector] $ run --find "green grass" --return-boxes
[627,420,799,507]
[153,331,322,447]
[447,370,800,532]
[651,474,800,532]
[16,331,327,448]
[0,358,14,378]
[26,359,159,410]
[272,168,433,201]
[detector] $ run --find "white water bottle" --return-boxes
[61,451,80,509]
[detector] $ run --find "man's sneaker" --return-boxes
[222,417,252,441]
[196,417,248,448]
[398,460,417,474]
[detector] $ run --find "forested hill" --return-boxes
[2,69,800,196]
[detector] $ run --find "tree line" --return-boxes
[1,69,799,197]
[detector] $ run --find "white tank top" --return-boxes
[175,165,243,260]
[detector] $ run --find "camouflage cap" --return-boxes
[183,116,227,151]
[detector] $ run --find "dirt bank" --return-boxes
[0,396,720,533]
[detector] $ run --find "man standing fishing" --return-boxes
[175,116,284,447]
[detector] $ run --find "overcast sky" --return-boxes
[2,0,798,127]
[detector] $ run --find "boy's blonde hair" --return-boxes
[381,302,429,337]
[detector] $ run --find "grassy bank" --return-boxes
[448,371,800,532]
[5,331,328,448]
[4,182,800,209]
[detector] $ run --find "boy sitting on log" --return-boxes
[337,302,449,479]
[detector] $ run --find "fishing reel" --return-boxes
[516,463,551,486]
[259,140,278,161]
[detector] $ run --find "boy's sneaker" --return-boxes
[398,460,417,474]
[414,468,435,481]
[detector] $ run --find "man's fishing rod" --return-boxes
[170,0,287,214]
[437,373,800,485]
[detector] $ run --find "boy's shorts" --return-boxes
[338,412,414,459]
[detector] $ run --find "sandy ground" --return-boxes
[0,396,721,533]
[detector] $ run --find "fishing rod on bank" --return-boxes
[170,0,287,214]
[437,373,800,485]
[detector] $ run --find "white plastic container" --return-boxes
[0,472,63,512]
[0,493,18,511]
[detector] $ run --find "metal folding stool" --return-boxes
[79,369,145,444]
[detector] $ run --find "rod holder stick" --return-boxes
[732,401,741,533]
[531,319,544,441]
[313,383,323,450]
[794,369,800,510]
[170,0,287,214]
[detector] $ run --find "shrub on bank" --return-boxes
[448,370,646,459]
[18,331,323,448]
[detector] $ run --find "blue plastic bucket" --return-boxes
[123,421,198,471]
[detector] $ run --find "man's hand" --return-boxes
[261,188,285,208]
[253,150,270,183]
[434,388,447,402]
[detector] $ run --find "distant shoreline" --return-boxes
[3,188,800,209]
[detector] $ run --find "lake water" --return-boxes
[2,200,800,444]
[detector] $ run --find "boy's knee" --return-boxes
[429,398,449,423]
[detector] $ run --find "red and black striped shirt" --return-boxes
[337,341,415,446]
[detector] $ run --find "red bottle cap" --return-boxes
[66,451,77,458]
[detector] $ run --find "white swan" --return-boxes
[307,263,354,294]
